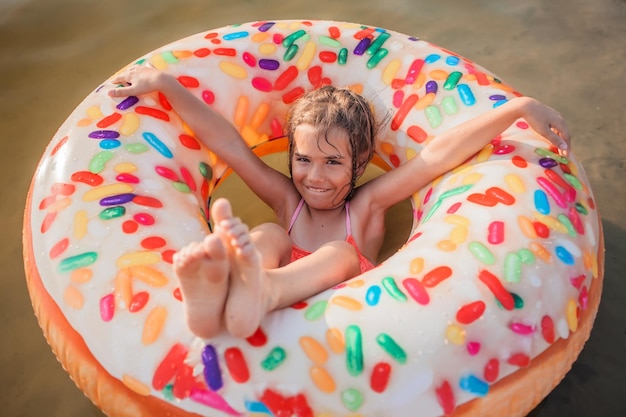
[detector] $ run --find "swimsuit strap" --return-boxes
[287,198,306,234]
[345,200,352,236]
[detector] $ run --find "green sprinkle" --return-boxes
[345,325,363,376]
[376,333,407,363]
[163,384,174,401]
[439,184,474,200]
[199,162,212,180]
[261,347,286,371]
[381,277,407,302]
[161,51,178,64]
[338,48,348,65]
[421,199,443,223]
[366,32,390,55]
[443,71,463,90]
[125,143,149,154]
[319,36,341,48]
[58,252,98,273]
[172,182,190,193]
[366,48,388,69]
[503,252,522,283]
[304,300,327,321]
[575,202,588,215]
[282,29,306,47]
[563,172,583,190]
[89,151,114,174]
[341,388,364,412]
[468,241,495,265]
[511,292,525,309]
[558,213,577,236]
[517,248,536,264]
[99,206,126,220]
[535,148,568,164]
[441,96,458,115]
[284,44,299,61]
[425,105,443,128]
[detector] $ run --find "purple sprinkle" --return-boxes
[259,59,280,70]
[425,80,438,94]
[100,193,136,206]
[89,130,120,139]
[258,22,275,32]
[202,344,223,391]
[489,94,507,101]
[353,38,371,56]
[116,96,139,110]
[539,157,559,168]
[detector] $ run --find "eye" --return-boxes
[295,156,309,163]
[327,159,341,165]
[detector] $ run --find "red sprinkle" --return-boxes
[173,364,195,399]
[224,347,250,383]
[456,300,486,324]
[158,92,172,111]
[483,358,499,382]
[193,48,211,57]
[179,134,201,150]
[51,135,69,156]
[319,51,337,63]
[152,343,188,390]
[435,380,456,415]
[511,155,528,168]
[97,112,122,128]
[133,195,163,208]
[486,187,515,205]
[422,266,452,288]
[51,183,76,196]
[370,362,392,393]
[129,291,150,313]
[141,236,167,250]
[478,270,514,310]
[507,353,530,367]
[162,249,176,264]
[274,66,299,91]
[135,106,170,121]
[49,238,69,259]
[246,326,267,347]
[180,167,197,191]
[122,220,138,234]
[407,125,428,143]
[177,75,200,88]
[283,87,305,104]
[213,48,236,56]
[307,65,323,87]
[41,212,57,233]
[541,315,555,343]
[71,171,104,186]
[155,165,179,182]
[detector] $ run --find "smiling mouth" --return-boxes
[305,186,330,193]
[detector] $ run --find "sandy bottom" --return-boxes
[1,0,624,416]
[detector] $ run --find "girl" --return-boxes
[108,65,570,339]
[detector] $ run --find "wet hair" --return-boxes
[285,85,379,200]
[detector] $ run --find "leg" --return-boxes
[172,233,229,339]
[249,222,292,268]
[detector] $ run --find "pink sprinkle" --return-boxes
[393,90,404,108]
[516,121,529,129]
[190,388,242,416]
[467,342,481,355]
[510,322,535,335]
[134,212,155,226]
[116,173,140,184]
[100,293,115,322]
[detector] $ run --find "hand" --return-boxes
[517,97,571,156]
[108,64,170,98]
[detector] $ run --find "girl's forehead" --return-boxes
[293,124,351,153]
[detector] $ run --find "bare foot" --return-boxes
[173,233,229,339]
[211,198,269,339]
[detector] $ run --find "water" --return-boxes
[1,0,625,416]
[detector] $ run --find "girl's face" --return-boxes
[291,124,353,210]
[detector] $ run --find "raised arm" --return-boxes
[108,66,296,216]
[361,96,571,210]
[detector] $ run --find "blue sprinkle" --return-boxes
[425,53,441,64]
[493,100,508,108]
[223,31,249,41]
[534,189,551,214]
[457,84,476,106]
[446,56,460,65]
[99,139,121,149]
[142,132,173,158]
[555,246,575,265]
[245,400,273,414]
[459,374,489,397]
[365,285,381,306]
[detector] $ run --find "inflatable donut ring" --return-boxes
[23,20,604,417]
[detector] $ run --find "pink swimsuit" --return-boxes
[287,199,376,273]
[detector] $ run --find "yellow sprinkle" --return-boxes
[77,118,92,127]
[219,61,247,79]
[476,144,493,163]
[535,212,568,234]
[172,50,193,59]
[410,257,424,275]
[241,125,261,147]
[446,324,466,345]
[47,197,72,213]
[462,172,483,185]
[120,113,140,136]
[114,162,137,173]
[331,296,362,311]
[74,210,88,239]
[405,147,417,160]
[259,43,277,55]
[310,366,336,393]
[251,102,270,128]
[382,59,401,85]
[122,374,151,396]
[115,268,133,308]
[517,215,537,239]
[83,183,134,202]
[415,93,435,110]
[63,285,84,309]
[87,105,103,120]
[142,306,167,345]
[349,83,364,95]
[530,242,552,263]
[234,95,249,127]
[297,41,316,70]
[149,54,168,70]
[131,265,169,287]
[251,32,270,43]
[450,225,468,245]
[505,173,526,193]
[437,240,456,252]
[116,251,161,269]
[348,279,365,288]
[326,328,345,354]
[71,268,93,284]
[299,336,328,365]
[445,214,470,226]
[566,299,578,332]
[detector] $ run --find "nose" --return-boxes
[307,163,324,184]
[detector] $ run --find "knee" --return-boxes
[321,241,361,277]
